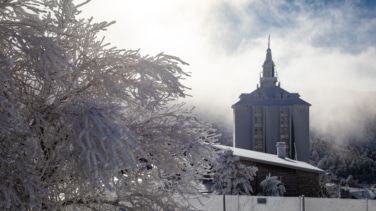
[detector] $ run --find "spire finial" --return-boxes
[268,35,270,49]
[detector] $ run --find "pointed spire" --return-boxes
[260,35,278,87]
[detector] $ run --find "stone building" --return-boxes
[232,39,311,162]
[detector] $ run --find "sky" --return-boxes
[81,0,376,142]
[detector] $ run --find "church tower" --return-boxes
[232,38,311,162]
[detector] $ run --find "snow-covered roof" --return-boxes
[232,86,310,107]
[214,145,324,174]
[342,187,376,200]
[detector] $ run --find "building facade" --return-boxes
[214,145,324,197]
[232,40,311,162]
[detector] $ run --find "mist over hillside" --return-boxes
[307,89,376,144]
[310,116,376,183]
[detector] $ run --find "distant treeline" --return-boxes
[310,119,376,183]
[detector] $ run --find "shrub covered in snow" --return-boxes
[259,173,286,196]
[211,150,258,195]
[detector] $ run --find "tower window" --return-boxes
[254,138,263,152]
[253,106,264,152]
[255,128,263,135]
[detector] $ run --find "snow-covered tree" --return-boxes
[0,0,216,210]
[345,175,358,187]
[310,133,376,183]
[259,173,286,196]
[211,150,258,195]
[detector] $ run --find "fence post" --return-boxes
[237,194,239,211]
[223,193,226,211]
[300,195,305,211]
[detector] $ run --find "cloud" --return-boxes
[207,1,376,54]
[81,0,376,142]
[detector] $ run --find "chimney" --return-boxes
[276,142,286,159]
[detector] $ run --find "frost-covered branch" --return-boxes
[0,0,217,210]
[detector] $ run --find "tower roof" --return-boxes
[232,36,310,108]
[232,86,311,107]
[260,35,278,87]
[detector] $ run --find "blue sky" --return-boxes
[213,0,376,54]
[82,0,376,141]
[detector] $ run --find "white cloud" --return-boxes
[81,0,376,142]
